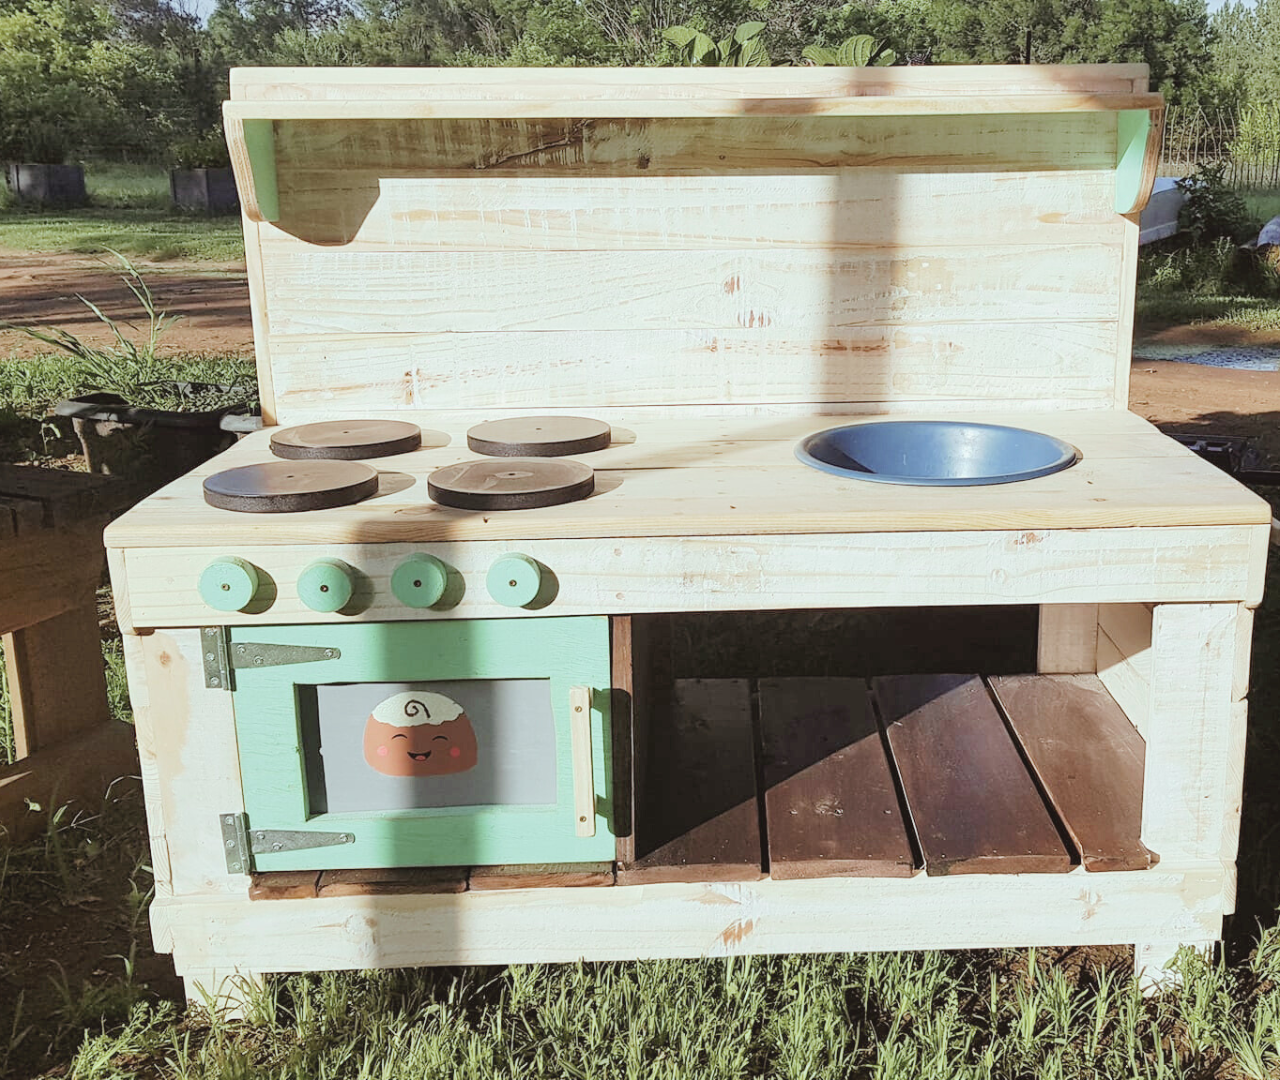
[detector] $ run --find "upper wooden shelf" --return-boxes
[223,64,1164,223]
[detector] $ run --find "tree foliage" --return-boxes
[1212,0,1280,107]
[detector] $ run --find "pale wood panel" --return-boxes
[152,863,1225,974]
[1097,603,1154,739]
[272,114,1117,177]
[268,322,1122,415]
[141,630,250,897]
[1141,604,1238,862]
[261,246,1124,337]
[225,93,1163,122]
[232,65,1151,101]
[119,525,1260,629]
[1037,604,1099,674]
[262,172,1122,252]
[122,631,173,898]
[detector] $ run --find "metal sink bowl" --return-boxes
[795,421,1080,486]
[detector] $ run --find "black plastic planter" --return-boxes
[54,384,256,497]
[6,162,87,207]
[169,168,240,215]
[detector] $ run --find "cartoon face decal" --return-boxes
[362,691,478,777]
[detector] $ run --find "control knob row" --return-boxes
[198,553,544,613]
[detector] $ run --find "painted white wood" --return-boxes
[120,526,1261,630]
[1096,605,1154,739]
[1037,604,1098,673]
[121,632,172,899]
[152,862,1224,973]
[1141,604,1238,863]
[140,631,251,897]
[263,174,1123,252]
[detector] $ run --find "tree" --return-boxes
[1212,0,1280,106]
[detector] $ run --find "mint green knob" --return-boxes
[487,553,543,608]
[199,557,259,612]
[299,558,355,613]
[391,553,448,608]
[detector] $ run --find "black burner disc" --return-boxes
[427,458,594,511]
[204,460,380,513]
[466,416,611,457]
[270,419,425,460]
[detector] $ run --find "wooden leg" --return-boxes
[3,597,108,757]
[182,968,267,1019]
[1037,604,1098,674]
[1135,940,1215,996]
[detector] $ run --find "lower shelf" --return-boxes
[250,671,1155,901]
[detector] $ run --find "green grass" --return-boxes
[1244,189,1280,226]
[1,164,243,262]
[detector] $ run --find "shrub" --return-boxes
[1177,162,1257,244]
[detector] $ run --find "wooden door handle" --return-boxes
[569,686,595,837]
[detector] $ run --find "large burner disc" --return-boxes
[270,419,424,460]
[466,415,611,457]
[204,460,380,513]
[428,458,594,511]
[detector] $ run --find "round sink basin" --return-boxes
[795,421,1080,486]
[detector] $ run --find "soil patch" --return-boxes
[0,250,252,358]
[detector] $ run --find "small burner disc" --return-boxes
[270,419,424,460]
[428,458,594,511]
[204,460,380,513]
[466,416,611,457]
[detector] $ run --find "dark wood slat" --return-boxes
[316,867,469,896]
[249,871,321,900]
[468,862,614,890]
[758,678,915,879]
[617,678,763,884]
[872,674,1073,876]
[0,464,123,526]
[989,674,1157,872]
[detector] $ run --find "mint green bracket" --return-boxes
[229,617,614,871]
[241,118,279,222]
[1115,109,1152,214]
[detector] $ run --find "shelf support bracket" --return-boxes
[1115,106,1163,216]
[223,108,279,223]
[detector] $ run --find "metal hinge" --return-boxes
[220,812,356,874]
[201,627,342,690]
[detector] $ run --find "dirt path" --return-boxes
[0,250,253,356]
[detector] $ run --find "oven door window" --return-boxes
[303,679,558,814]
[228,617,613,871]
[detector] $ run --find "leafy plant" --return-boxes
[663,21,769,66]
[1177,161,1256,244]
[167,127,232,171]
[0,253,245,411]
[802,34,897,67]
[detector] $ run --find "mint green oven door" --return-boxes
[228,617,613,871]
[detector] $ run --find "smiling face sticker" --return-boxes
[362,691,478,777]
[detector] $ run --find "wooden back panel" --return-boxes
[227,67,1158,424]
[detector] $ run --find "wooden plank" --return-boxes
[989,674,1156,872]
[118,524,1264,630]
[618,678,763,884]
[225,92,1165,122]
[872,674,1072,876]
[1141,604,1238,862]
[0,720,139,842]
[758,678,915,879]
[267,322,1122,415]
[1037,604,1099,673]
[248,871,321,900]
[232,64,1152,100]
[272,113,1116,177]
[261,244,1123,336]
[0,521,105,636]
[151,862,1229,973]
[120,632,172,897]
[3,600,109,757]
[468,863,614,890]
[263,172,1123,252]
[0,494,45,537]
[0,465,123,526]
[316,867,468,896]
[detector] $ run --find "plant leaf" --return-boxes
[801,44,835,65]
[873,49,897,66]
[661,25,698,48]
[733,21,765,43]
[740,38,771,66]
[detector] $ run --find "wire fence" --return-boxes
[1161,104,1280,189]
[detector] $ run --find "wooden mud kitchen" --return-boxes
[105,65,1270,1009]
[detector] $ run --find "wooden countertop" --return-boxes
[104,409,1272,549]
